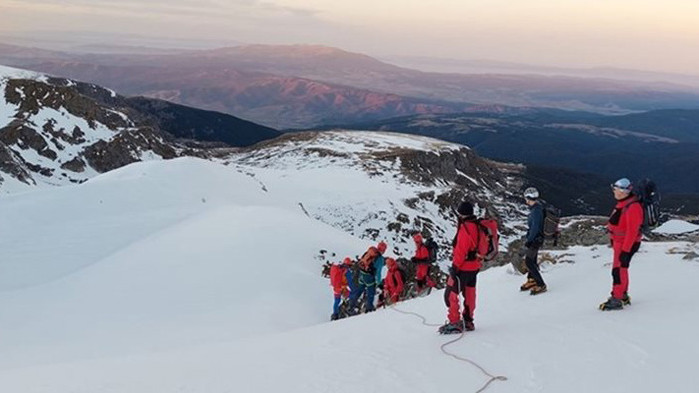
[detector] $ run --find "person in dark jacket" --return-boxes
[520,187,547,295]
[600,178,643,311]
[438,201,482,334]
[350,241,387,313]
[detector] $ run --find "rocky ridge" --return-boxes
[0,65,278,193]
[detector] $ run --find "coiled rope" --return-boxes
[390,305,508,393]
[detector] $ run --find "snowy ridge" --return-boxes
[0,64,47,82]
[229,131,527,259]
[0,65,174,193]
[0,157,697,392]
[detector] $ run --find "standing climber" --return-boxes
[600,178,643,311]
[382,257,404,305]
[520,187,547,295]
[439,201,482,334]
[330,257,355,320]
[350,241,387,313]
[412,233,434,296]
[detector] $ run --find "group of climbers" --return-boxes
[329,240,389,320]
[329,233,441,320]
[329,176,647,330]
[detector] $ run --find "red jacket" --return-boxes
[607,196,643,252]
[452,220,481,271]
[413,243,430,263]
[384,267,404,297]
[330,264,348,292]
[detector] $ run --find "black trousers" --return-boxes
[525,245,545,286]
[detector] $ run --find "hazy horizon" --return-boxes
[2,0,699,76]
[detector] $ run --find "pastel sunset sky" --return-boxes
[2,0,698,74]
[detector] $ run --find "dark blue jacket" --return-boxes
[526,202,545,245]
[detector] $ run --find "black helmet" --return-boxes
[456,201,474,216]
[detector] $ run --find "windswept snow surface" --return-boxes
[1,156,698,392]
[0,158,370,367]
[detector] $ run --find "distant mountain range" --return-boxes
[4,43,699,129]
[324,108,699,213]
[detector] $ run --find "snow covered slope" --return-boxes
[0,157,371,368]
[227,130,528,260]
[0,156,697,392]
[0,65,175,193]
[654,219,699,235]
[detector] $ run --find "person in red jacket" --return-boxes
[330,257,355,320]
[382,257,404,305]
[600,178,644,311]
[412,233,434,296]
[439,201,482,334]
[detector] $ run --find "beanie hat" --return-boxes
[343,257,352,265]
[377,241,387,254]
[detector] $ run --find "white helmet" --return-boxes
[523,187,539,200]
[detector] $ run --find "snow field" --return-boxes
[0,139,697,392]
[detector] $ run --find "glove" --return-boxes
[524,240,532,248]
[619,251,632,264]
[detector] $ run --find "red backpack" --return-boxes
[330,264,347,289]
[476,219,499,262]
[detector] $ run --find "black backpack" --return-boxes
[424,238,439,263]
[396,258,413,286]
[634,179,661,230]
[541,201,561,246]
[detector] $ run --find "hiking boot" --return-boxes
[330,313,339,321]
[438,321,464,335]
[464,320,475,331]
[530,285,547,295]
[599,297,624,311]
[622,293,631,306]
[520,278,536,291]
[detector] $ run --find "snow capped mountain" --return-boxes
[4,62,698,392]
[0,64,279,194]
[226,130,530,260]
[0,65,174,192]
[1,156,698,393]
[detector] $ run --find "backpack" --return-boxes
[475,219,499,262]
[394,265,408,285]
[634,178,661,230]
[359,247,379,272]
[542,201,562,245]
[329,264,346,288]
[424,238,439,263]
[396,258,413,284]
